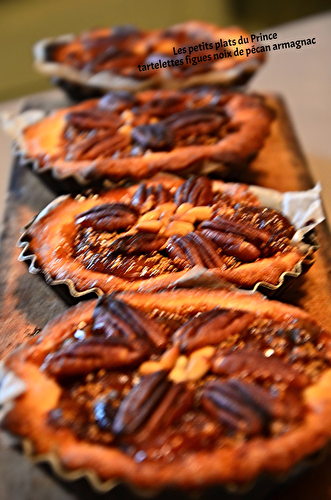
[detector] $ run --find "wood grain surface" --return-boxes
[0,93,331,500]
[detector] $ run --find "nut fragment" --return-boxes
[186,356,211,381]
[135,220,163,233]
[140,346,179,375]
[182,206,213,223]
[176,203,193,215]
[164,221,195,237]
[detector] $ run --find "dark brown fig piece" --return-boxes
[92,296,168,349]
[173,309,256,352]
[131,123,174,151]
[75,203,138,232]
[112,371,170,436]
[212,348,309,388]
[174,177,213,206]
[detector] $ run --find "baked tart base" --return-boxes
[17,175,316,302]
[2,288,331,491]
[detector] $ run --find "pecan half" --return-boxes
[93,296,168,349]
[201,379,264,435]
[212,349,309,388]
[164,107,226,138]
[200,229,261,262]
[139,94,186,118]
[98,90,138,112]
[233,206,295,240]
[166,232,226,269]
[174,177,213,206]
[173,309,256,352]
[112,371,170,435]
[131,182,171,210]
[135,383,194,441]
[75,203,138,232]
[42,336,150,377]
[202,378,303,435]
[107,232,167,255]
[131,123,174,151]
[200,216,270,249]
[66,108,123,131]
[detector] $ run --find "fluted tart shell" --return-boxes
[33,22,265,97]
[18,175,307,299]
[18,87,273,188]
[3,288,331,490]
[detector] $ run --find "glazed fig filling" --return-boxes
[40,295,331,463]
[60,88,234,162]
[50,25,245,79]
[73,176,296,281]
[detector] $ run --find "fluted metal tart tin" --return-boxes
[17,182,323,304]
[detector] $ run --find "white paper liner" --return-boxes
[17,182,323,298]
[0,361,26,423]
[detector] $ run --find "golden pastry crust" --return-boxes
[18,175,306,298]
[18,87,273,187]
[3,289,331,490]
[33,22,265,96]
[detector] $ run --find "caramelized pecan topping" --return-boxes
[202,379,303,435]
[42,336,150,377]
[75,203,138,232]
[131,123,174,151]
[106,232,167,256]
[93,296,168,349]
[174,177,213,206]
[200,229,261,262]
[173,308,256,352]
[164,107,226,139]
[212,348,309,388]
[65,108,123,131]
[112,371,170,436]
[98,90,138,112]
[131,182,171,211]
[166,233,225,269]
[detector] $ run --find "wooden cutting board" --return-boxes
[0,92,331,500]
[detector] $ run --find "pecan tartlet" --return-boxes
[3,289,331,490]
[16,87,273,190]
[33,22,265,98]
[18,175,310,299]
